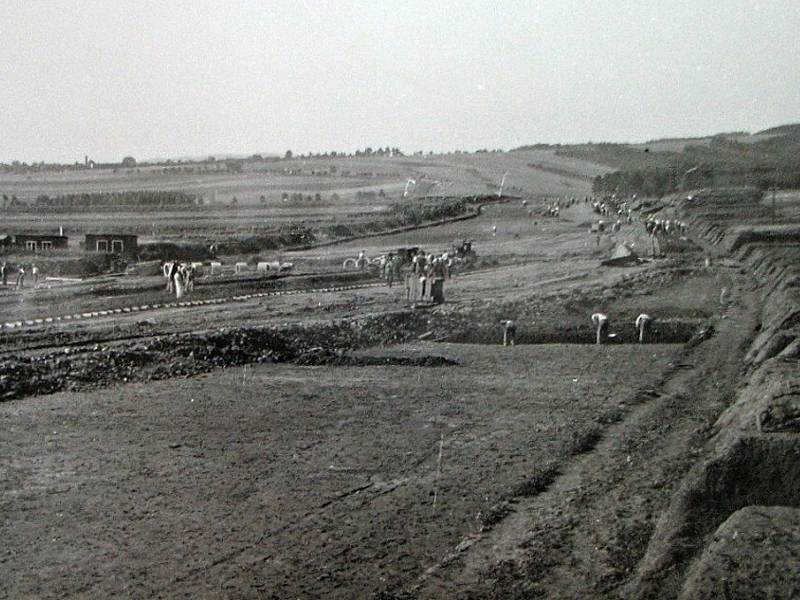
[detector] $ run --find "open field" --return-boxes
[0,151,603,247]
[0,150,604,207]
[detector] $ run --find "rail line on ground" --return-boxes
[1,280,388,331]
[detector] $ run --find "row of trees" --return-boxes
[272,189,387,203]
[280,192,325,203]
[34,191,199,209]
[284,147,404,160]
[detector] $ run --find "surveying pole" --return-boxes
[498,171,509,197]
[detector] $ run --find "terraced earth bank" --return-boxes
[1,188,799,598]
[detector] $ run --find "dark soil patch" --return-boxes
[294,349,458,367]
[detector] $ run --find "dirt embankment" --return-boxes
[623,189,800,599]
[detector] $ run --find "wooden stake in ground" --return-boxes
[432,433,445,511]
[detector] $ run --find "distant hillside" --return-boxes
[546,124,800,197]
[756,124,800,136]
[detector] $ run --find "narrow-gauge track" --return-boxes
[1,280,387,331]
[0,258,561,332]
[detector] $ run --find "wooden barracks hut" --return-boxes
[85,234,138,258]
[13,233,69,252]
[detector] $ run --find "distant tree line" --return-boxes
[34,191,199,208]
[281,192,325,203]
[283,147,404,160]
[389,198,469,225]
[355,189,386,200]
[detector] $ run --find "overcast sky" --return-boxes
[1,1,799,163]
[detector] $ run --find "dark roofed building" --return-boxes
[85,234,138,258]
[13,234,69,252]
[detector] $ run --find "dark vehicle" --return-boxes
[395,247,420,265]
[453,239,476,261]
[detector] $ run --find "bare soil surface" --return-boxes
[413,267,758,599]
[1,344,677,599]
[3,184,778,598]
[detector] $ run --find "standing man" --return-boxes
[502,320,516,346]
[31,263,39,288]
[1,261,7,287]
[185,264,195,293]
[168,261,180,293]
[385,253,395,288]
[15,265,25,290]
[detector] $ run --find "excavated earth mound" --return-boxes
[622,188,800,599]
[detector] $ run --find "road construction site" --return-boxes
[2,189,799,599]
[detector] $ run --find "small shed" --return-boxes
[14,234,69,252]
[85,234,138,258]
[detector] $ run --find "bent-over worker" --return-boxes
[591,312,609,345]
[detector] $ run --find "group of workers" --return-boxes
[644,217,688,237]
[162,261,197,298]
[595,312,654,343]
[500,313,655,346]
[410,250,454,279]
[592,312,654,344]
[541,196,581,218]
[1,261,40,290]
[379,253,403,287]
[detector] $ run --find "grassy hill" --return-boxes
[554,124,800,197]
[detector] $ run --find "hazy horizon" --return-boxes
[2,0,799,164]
